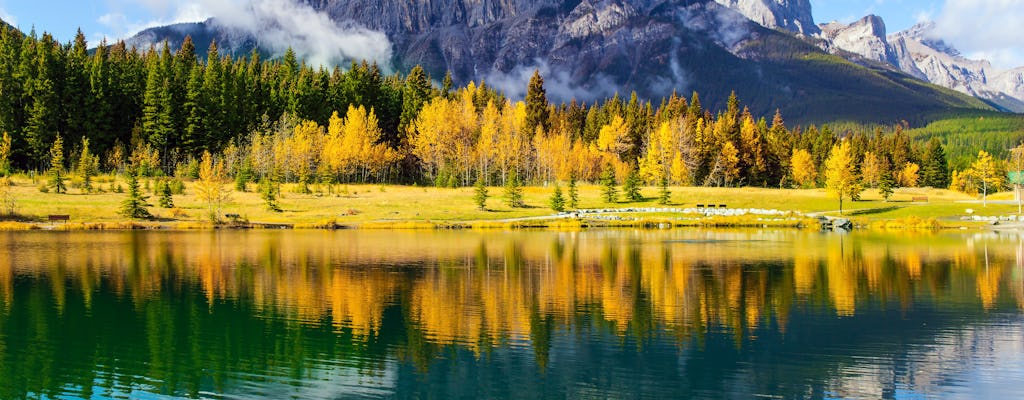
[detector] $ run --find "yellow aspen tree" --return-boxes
[720,141,740,186]
[670,153,691,186]
[0,132,11,176]
[967,150,1003,206]
[639,122,674,184]
[739,115,765,177]
[411,97,456,181]
[790,148,817,188]
[533,128,572,183]
[824,141,861,214]
[572,140,603,182]
[476,100,502,180]
[597,115,630,160]
[860,151,881,188]
[321,111,348,181]
[452,86,480,185]
[290,120,322,192]
[195,151,231,223]
[495,101,528,184]
[897,162,920,188]
[343,105,400,182]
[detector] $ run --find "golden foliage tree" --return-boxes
[965,150,1003,207]
[196,151,231,223]
[0,132,11,176]
[824,141,860,215]
[597,115,630,160]
[860,151,881,188]
[790,148,817,188]
[896,162,920,188]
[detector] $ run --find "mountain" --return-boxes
[712,0,818,35]
[123,0,993,124]
[815,18,1024,113]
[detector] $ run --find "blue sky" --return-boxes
[812,0,936,32]
[0,1,1020,68]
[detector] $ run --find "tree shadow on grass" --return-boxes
[848,205,903,216]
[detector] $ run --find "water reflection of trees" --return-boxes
[0,230,1022,397]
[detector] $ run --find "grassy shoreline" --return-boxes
[0,174,1017,231]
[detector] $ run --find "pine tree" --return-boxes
[473,174,489,211]
[658,176,671,205]
[441,71,453,98]
[549,183,565,212]
[76,137,99,193]
[259,177,282,212]
[568,175,579,209]
[524,70,549,135]
[878,170,895,201]
[600,166,618,203]
[504,170,524,208]
[920,137,949,188]
[623,167,642,202]
[48,135,67,194]
[158,180,174,208]
[120,167,152,219]
[400,65,432,136]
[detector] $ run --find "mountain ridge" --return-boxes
[120,0,994,123]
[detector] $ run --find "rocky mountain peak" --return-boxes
[713,0,818,35]
[893,21,961,57]
[818,15,893,64]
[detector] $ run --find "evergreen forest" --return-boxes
[0,26,1015,195]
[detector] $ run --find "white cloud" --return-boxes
[98,0,392,69]
[484,60,620,102]
[933,0,1024,69]
[0,7,16,26]
[200,0,392,68]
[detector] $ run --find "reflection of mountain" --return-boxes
[0,230,1022,398]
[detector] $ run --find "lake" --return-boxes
[0,229,1022,399]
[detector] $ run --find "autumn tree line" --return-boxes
[0,26,1015,204]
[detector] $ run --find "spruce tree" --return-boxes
[878,172,895,202]
[120,167,152,219]
[76,137,98,193]
[568,175,579,209]
[504,170,524,208]
[474,174,489,211]
[441,71,453,98]
[48,135,67,194]
[259,177,282,212]
[400,65,432,134]
[159,180,174,208]
[623,167,642,202]
[921,138,949,188]
[658,176,671,205]
[600,167,618,204]
[524,70,549,135]
[549,183,565,212]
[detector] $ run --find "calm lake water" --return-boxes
[0,229,1022,399]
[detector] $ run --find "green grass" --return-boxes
[1,174,1017,230]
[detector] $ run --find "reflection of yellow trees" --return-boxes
[2,230,1023,349]
[826,237,857,316]
[976,265,1003,310]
